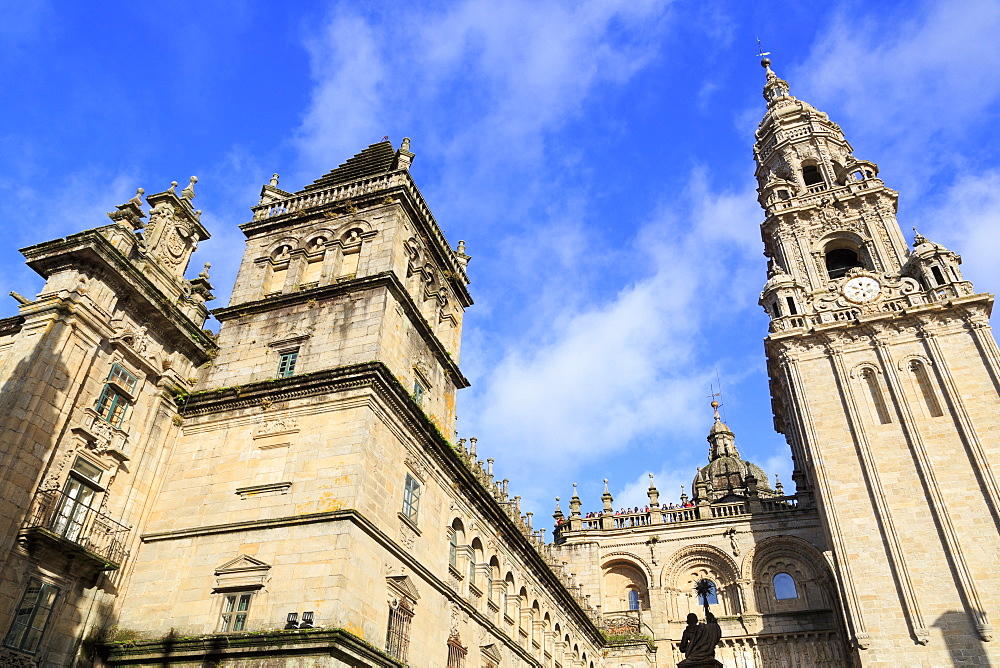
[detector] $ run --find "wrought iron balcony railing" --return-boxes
[20,489,130,570]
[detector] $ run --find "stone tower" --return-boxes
[756,58,1000,664]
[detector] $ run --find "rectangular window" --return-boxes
[219,593,252,632]
[53,458,104,542]
[108,363,137,393]
[4,579,59,654]
[447,636,467,667]
[413,379,425,406]
[95,364,137,428]
[276,351,298,378]
[385,600,414,662]
[402,474,420,523]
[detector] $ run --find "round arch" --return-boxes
[742,535,835,614]
[663,544,742,619]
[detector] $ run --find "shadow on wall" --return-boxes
[933,611,991,667]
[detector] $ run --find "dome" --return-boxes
[693,456,772,500]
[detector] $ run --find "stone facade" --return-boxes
[0,61,998,668]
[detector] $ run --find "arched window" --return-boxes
[909,360,943,418]
[773,572,798,600]
[697,580,719,606]
[469,538,483,585]
[627,588,640,610]
[802,164,824,187]
[448,518,464,569]
[825,247,864,279]
[861,367,891,425]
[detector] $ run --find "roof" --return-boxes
[302,140,397,191]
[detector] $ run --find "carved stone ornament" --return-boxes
[0,647,41,668]
[254,417,298,437]
[399,520,417,549]
[404,454,430,482]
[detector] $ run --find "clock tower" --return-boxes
[756,58,1000,664]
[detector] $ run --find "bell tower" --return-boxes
[756,58,1000,663]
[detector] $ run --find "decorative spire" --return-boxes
[269,173,280,187]
[180,176,198,201]
[912,226,928,246]
[129,188,145,207]
[712,400,722,422]
[760,54,791,104]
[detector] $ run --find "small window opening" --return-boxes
[627,589,640,611]
[276,351,298,378]
[413,379,425,406]
[446,635,467,668]
[910,361,943,418]
[219,593,252,632]
[773,573,798,600]
[825,248,864,279]
[449,530,459,568]
[696,581,719,606]
[95,363,137,428]
[777,189,790,200]
[861,368,892,425]
[785,296,798,316]
[931,266,946,286]
[4,579,60,653]
[772,300,782,317]
[852,171,864,181]
[386,599,414,661]
[802,164,824,186]
[402,474,421,523]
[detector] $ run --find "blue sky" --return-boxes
[2,0,1000,529]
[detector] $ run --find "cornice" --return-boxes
[102,627,404,667]
[239,171,472,307]
[211,271,468,388]
[18,229,216,363]
[178,361,602,646]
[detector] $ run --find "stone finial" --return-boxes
[198,262,211,280]
[180,176,198,201]
[603,478,609,494]
[469,437,477,458]
[572,482,578,497]
[775,474,784,495]
[457,240,466,254]
[270,173,280,187]
[554,497,561,512]
[486,458,494,476]
[401,137,411,152]
[912,226,928,246]
[168,181,179,194]
[129,188,145,207]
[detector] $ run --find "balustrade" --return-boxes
[20,489,130,569]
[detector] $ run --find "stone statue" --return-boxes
[677,612,723,667]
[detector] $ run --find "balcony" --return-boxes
[19,489,130,571]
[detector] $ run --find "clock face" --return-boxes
[843,276,881,303]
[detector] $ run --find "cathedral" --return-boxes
[0,58,998,668]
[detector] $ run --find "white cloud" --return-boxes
[794,0,1000,205]
[800,0,1000,141]
[915,169,1000,293]
[294,0,671,185]
[466,173,763,494]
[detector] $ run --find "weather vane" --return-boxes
[756,38,770,59]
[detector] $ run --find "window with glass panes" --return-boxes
[385,598,413,661]
[219,592,253,632]
[95,363,137,427]
[4,579,59,653]
[402,474,420,523]
[276,350,298,378]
